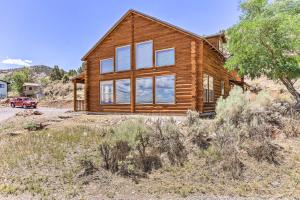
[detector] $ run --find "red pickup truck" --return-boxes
[10,97,38,109]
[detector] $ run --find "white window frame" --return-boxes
[115,78,131,104]
[155,75,176,104]
[100,80,114,105]
[115,44,131,72]
[100,58,114,74]
[155,47,175,67]
[135,40,153,69]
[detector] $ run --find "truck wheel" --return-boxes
[11,103,15,108]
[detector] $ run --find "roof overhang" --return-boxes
[72,73,85,83]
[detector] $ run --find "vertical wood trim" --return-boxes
[199,41,204,113]
[73,81,77,111]
[83,61,89,111]
[153,76,156,107]
[130,13,136,113]
[113,80,116,104]
[191,40,197,110]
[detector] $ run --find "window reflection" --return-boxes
[116,79,131,104]
[116,45,131,71]
[136,41,153,69]
[155,75,175,104]
[136,77,153,104]
[100,81,113,104]
[156,48,175,67]
[100,58,114,74]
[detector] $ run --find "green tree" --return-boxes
[67,69,77,77]
[62,74,70,83]
[77,62,85,74]
[226,0,300,107]
[11,68,30,94]
[50,65,64,81]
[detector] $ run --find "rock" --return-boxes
[271,181,280,187]
[33,111,43,115]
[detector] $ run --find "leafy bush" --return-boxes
[186,109,200,126]
[98,118,187,178]
[189,120,212,150]
[151,118,187,166]
[247,141,283,165]
[206,87,285,178]
[23,121,45,131]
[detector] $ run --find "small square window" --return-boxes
[100,58,113,74]
[155,48,175,67]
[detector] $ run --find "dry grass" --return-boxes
[0,89,300,199]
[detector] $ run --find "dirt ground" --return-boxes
[0,107,70,124]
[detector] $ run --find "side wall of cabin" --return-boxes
[201,43,235,112]
[85,14,196,114]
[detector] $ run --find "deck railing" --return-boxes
[75,100,85,111]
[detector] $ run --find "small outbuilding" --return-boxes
[0,80,9,99]
[23,83,44,99]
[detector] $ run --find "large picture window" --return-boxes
[116,79,131,104]
[203,74,214,102]
[136,77,153,104]
[116,45,131,71]
[136,41,153,69]
[155,75,175,104]
[100,81,113,104]
[155,48,175,67]
[100,58,113,74]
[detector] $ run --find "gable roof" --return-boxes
[205,32,227,43]
[81,9,225,61]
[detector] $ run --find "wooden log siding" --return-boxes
[82,10,240,114]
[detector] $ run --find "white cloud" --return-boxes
[1,58,32,66]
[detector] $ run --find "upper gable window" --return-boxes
[100,58,114,74]
[136,41,153,69]
[155,48,175,67]
[116,45,131,71]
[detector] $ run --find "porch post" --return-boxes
[73,81,77,111]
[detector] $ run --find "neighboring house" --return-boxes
[23,83,44,99]
[0,80,9,99]
[73,9,243,113]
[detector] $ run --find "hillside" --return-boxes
[0,65,52,77]
[0,65,83,108]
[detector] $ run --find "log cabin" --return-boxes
[73,9,243,114]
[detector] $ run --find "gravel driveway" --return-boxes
[0,106,70,124]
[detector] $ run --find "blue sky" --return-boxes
[0,0,241,71]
